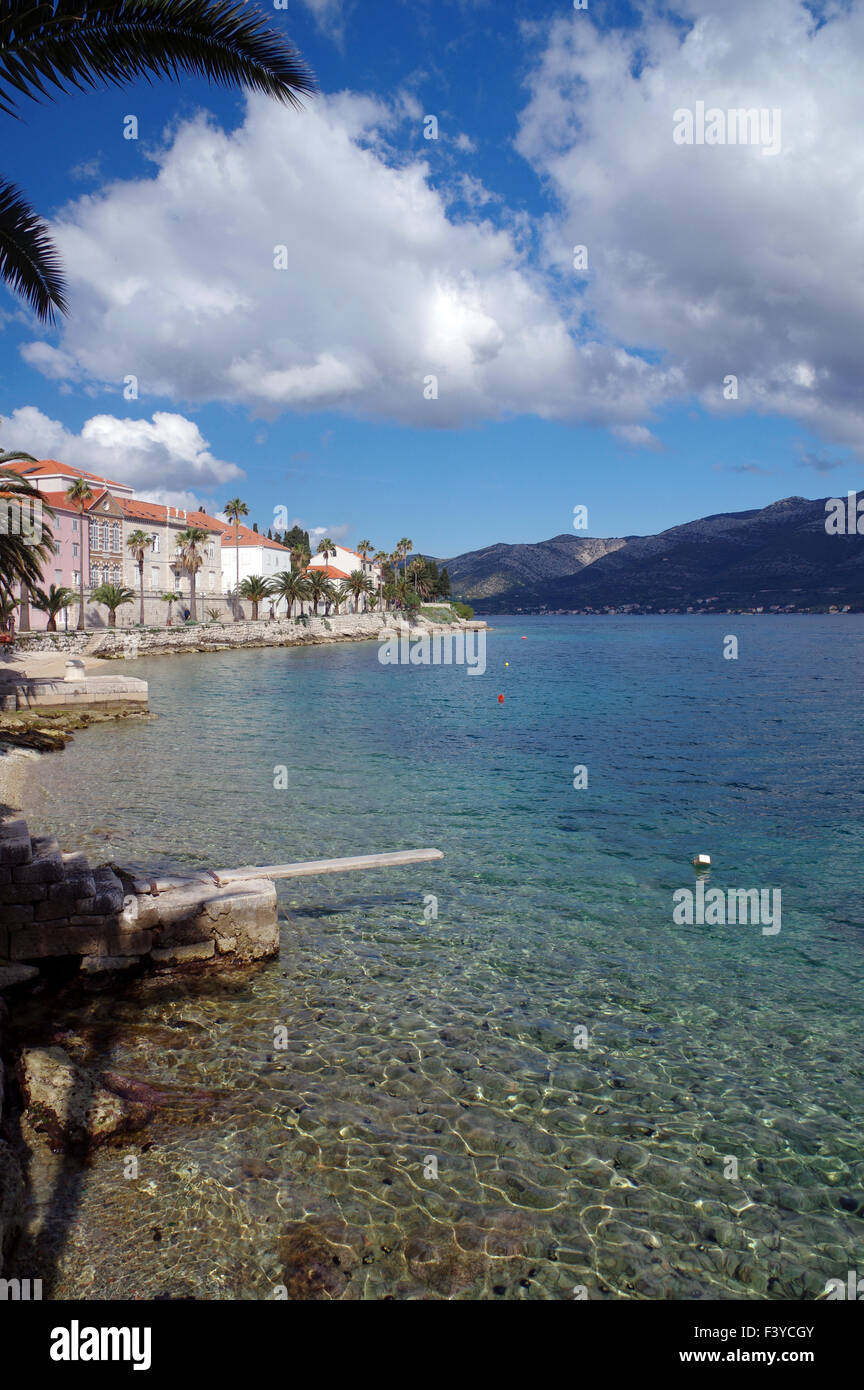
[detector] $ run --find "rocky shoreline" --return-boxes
[14,609,487,662]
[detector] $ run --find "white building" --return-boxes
[220,526,292,603]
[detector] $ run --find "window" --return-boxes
[101,522,109,550]
[113,565,120,584]
[72,519,79,533]
[208,571,215,590]
[111,522,120,552]
[72,543,79,558]
[90,520,99,550]
[55,570,63,586]
[151,566,160,590]
[90,564,101,586]
[151,533,160,554]
[207,542,215,559]
[73,570,80,587]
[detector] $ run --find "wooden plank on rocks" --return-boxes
[211,848,443,887]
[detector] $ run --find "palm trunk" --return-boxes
[189,572,197,622]
[234,523,240,620]
[18,582,30,632]
[78,506,86,630]
[138,559,145,625]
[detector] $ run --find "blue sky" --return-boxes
[1,0,861,556]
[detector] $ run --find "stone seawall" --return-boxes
[13,612,486,661]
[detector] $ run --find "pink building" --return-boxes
[30,491,90,630]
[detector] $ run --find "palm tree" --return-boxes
[356,539,373,560]
[31,583,76,632]
[65,476,93,629]
[373,549,387,610]
[328,581,347,616]
[346,569,372,613]
[177,526,207,621]
[306,568,330,616]
[0,589,18,636]
[399,538,414,580]
[290,544,310,574]
[161,590,180,626]
[270,569,310,618]
[91,582,134,627]
[316,537,336,569]
[126,528,152,625]
[223,497,248,620]
[238,574,270,621]
[0,463,55,611]
[408,557,432,599]
[0,1,315,324]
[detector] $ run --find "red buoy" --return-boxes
[497,694,505,703]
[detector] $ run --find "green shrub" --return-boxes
[452,601,474,620]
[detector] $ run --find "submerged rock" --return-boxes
[18,1046,152,1151]
[277,1221,355,1300]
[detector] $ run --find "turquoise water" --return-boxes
[16,616,864,1299]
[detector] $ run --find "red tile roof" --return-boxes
[117,497,224,534]
[2,458,128,489]
[220,522,289,551]
[304,563,352,580]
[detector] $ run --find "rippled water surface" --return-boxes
[15,616,864,1299]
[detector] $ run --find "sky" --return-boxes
[1,0,862,557]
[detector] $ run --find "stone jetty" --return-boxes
[0,813,277,982]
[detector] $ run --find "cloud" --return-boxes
[298,0,345,40]
[309,523,351,541]
[0,405,242,506]
[713,462,774,475]
[454,133,477,153]
[613,424,662,450]
[798,451,844,472]
[516,0,864,455]
[25,91,674,434]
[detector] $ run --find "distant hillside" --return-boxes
[437,534,625,602]
[437,496,864,613]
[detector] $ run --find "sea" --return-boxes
[13,614,864,1300]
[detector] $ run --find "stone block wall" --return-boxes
[0,815,279,978]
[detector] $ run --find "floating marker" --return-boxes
[521,635,527,640]
[504,661,509,667]
[692,853,711,868]
[497,694,505,703]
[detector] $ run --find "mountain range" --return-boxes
[436,495,864,613]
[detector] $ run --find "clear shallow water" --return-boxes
[15,616,864,1299]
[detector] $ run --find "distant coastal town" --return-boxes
[0,456,464,634]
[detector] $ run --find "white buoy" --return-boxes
[692,853,711,868]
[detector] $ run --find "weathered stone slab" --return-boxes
[1,904,34,927]
[0,881,48,905]
[151,941,216,965]
[10,925,152,959]
[12,837,64,883]
[0,816,32,867]
[0,963,39,991]
[80,955,140,974]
